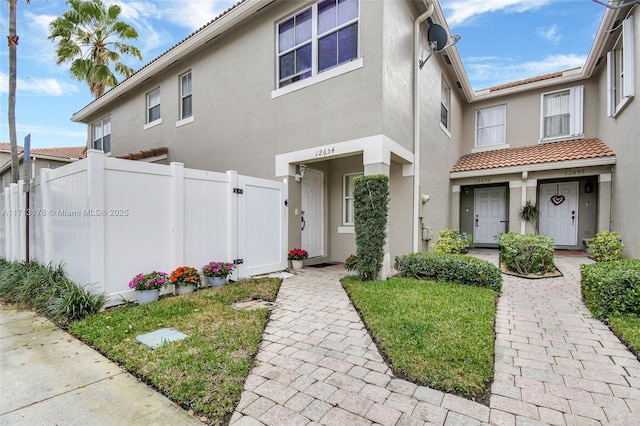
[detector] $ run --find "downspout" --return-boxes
[413,0,434,252]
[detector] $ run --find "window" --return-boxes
[180,72,192,120]
[476,105,506,147]
[277,0,359,88]
[607,17,635,117]
[540,86,583,141]
[343,172,361,225]
[146,88,161,124]
[92,117,111,153]
[440,78,450,130]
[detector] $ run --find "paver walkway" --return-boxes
[231,252,640,425]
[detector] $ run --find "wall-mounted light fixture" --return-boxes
[585,180,593,194]
[295,164,307,182]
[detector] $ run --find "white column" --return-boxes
[598,173,612,231]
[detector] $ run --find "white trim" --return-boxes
[471,144,510,153]
[612,96,633,118]
[138,153,168,163]
[474,104,506,148]
[337,226,355,234]
[274,134,414,177]
[342,172,361,226]
[526,179,538,187]
[450,157,616,180]
[451,185,460,193]
[622,17,635,98]
[439,123,451,138]
[539,85,583,141]
[271,58,364,99]
[599,173,612,183]
[143,118,163,130]
[176,116,194,128]
[509,180,522,188]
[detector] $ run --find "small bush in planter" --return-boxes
[431,229,471,254]
[128,271,170,291]
[170,266,201,287]
[586,231,624,262]
[499,232,555,275]
[202,261,235,278]
[344,254,358,272]
[288,248,308,261]
[394,252,502,292]
[581,259,640,319]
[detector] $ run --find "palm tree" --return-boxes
[48,0,142,98]
[7,0,30,184]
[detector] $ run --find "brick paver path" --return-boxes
[231,253,640,425]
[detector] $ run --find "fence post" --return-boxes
[3,190,10,260]
[40,169,52,264]
[226,170,238,280]
[170,162,185,268]
[86,150,105,292]
[9,183,20,261]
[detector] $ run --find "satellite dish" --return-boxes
[427,24,448,52]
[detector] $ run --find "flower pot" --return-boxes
[175,284,195,295]
[136,288,160,305]
[208,276,227,287]
[291,259,304,270]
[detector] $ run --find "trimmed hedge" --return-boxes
[499,232,555,275]
[394,252,502,292]
[354,175,389,281]
[581,259,640,319]
[431,229,471,254]
[586,230,624,262]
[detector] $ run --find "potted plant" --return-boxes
[169,266,201,295]
[518,200,539,234]
[288,248,308,270]
[128,271,169,305]
[344,254,358,276]
[202,261,235,287]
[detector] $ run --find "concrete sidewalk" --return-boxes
[0,305,202,426]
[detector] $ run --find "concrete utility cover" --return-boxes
[232,300,278,311]
[135,328,188,349]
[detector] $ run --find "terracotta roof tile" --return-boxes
[117,147,168,161]
[482,67,581,93]
[451,138,615,173]
[0,142,24,153]
[30,146,87,160]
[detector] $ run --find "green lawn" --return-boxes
[608,315,640,357]
[342,277,497,401]
[70,278,280,424]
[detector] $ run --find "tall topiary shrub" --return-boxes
[354,174,389,281]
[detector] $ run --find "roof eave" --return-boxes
[72,0,268,123]
[472,69,584,101]
[450,156,617,179]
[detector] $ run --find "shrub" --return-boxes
[0,259,106,325]
[344,254,358,271]
[499,232,555,275]
[586,231,624,262]
[394,252,502,292]
[581,259,640,319]
[431,229,471,254]
[354,175,389,280]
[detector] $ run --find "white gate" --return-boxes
[236,175,288,277]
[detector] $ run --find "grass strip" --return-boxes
[70,278,280,424]
[608,314,640,358]
[342,277,496,401]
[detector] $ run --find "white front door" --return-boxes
[539,182,578,246]
[301,169,324,258]
[474,187,507,244]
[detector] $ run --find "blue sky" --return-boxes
[0,0,606,149]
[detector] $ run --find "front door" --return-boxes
[539,182,578,246]
[301,169,324,258]
[474,187,507,244]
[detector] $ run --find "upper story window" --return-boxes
[146,88,161,124]
[540,85,583,142]
[343,172,362,225]
[92,117,111,153]
[440,78,450,130]
[607,16,635,117]
[476,104,506,147]
[277,0,359,88]
[180,72,192,120]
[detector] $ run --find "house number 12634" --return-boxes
[315,147,335,157]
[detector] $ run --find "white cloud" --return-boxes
[537,25,561,44]
[443,0,552,26]
[0,73,79,96]
[154,0,239,31]
[466,53,587,89]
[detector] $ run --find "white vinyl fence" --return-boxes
[1,150,288,306]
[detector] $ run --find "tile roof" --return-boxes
[0,142,23,153]
[30,146,87,160]
[481,68,581,93]
[117,147,168,161]
[451,138,615,173]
